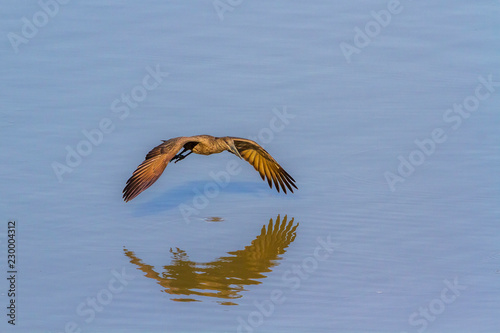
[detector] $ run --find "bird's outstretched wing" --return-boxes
[231,137,297,193]
[123,137,194,202]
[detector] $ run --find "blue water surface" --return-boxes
[1,1,499,332]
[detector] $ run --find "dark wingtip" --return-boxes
[123,191,132,202]
[122,191,132,202]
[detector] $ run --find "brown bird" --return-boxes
[123,135,297,202]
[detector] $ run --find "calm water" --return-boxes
[1,1,499,332]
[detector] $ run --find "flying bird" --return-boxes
[123,135,297,202]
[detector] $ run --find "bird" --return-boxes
[123,135,297,202]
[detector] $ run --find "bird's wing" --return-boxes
[231,138,297,193]
[123,137,194,202]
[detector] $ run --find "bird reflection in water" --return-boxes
[123,215,298,305]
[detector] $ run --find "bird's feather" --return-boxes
[230,137,297,193]
[123,137,194,202]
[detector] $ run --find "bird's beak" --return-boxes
[228,143,242,159]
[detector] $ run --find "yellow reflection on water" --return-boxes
[124,215,298,304]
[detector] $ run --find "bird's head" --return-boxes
[222,137,242,159]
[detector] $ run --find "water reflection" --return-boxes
[124,215,299,305]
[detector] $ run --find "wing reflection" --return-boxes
[124,214,298,305]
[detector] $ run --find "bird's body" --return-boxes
[123,135,297,202]
[189,135,227,155]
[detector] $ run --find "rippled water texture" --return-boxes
[1,1,499,332]
[124,215,298,305]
